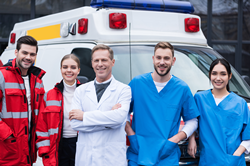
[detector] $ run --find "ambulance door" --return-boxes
[35,43,95,91]
[0,48,16,65]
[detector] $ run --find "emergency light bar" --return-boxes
[90,0,194,13]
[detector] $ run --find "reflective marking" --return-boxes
[49,128,59,135]
[36,140,50,148]
[44,92,47,103]
[27,24,61,41]
[1,112,28,119]
[35,82,44,89]
[46,100,61,107]
[36,132,49,137]
[34,109,39,116]
[5,83,25,90]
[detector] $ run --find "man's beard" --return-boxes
[154,64,171,77]
[17,58,32,69]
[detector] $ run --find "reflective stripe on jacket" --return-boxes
[36,80,81,166]
[0,58,45,166]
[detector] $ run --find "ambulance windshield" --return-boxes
[111,45,250,99]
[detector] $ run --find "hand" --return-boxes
[112,103,121,110]
[168,131,187,144]
[125,121,135,136]
[168,136,179,144]
[233,145,246,156]
[69,109,84,121]
[187,134,197,158]
[7,134,14,140]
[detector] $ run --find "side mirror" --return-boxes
[241,75,250,86]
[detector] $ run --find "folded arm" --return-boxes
[70,86,131,132]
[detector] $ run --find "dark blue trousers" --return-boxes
[58,137,77,166]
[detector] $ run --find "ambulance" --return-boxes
[1,0,250,165]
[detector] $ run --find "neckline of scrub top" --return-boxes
[147,73,176,97]
[208,90,234,111]
[213,93,229,106]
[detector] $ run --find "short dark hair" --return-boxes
[61,54,80,68]
[154,42,174,57]
[16,36,38,53]
[91,44,114,60]
[209,58,232,91]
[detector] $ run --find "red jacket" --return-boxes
[0,59,45,166]
[36,80,81,166]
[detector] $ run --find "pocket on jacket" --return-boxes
[104,142,126,166]
[5,89,25,112]
[0,137,18,160]
[127,135,139,155]
[43,107,61,127]
[227,154,242,166]
[159,140,178,160]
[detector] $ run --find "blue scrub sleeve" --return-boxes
[127,135,139,155]
[242,102,250,140]
[128,79,135,115]
[181,88,200,122]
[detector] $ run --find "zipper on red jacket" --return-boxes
[27,155,30,164]
[55,93,63,166]
[22,76,31,164]
[56,109,62,166]
[31,75,38,162]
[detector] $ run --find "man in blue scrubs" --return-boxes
[126,42,200,166]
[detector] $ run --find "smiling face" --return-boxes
[153,48,176,78]
[92,49,115,83]
[61,58,80,85]
[15,44,37,75]
[210,62,231,91]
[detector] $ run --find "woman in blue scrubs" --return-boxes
[188,58,250,166]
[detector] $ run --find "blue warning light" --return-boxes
[90,0,194,13]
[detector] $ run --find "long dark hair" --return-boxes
[209,58,231,91]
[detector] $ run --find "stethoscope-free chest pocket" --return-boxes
[224,112,241,130]
[164,105,179,121]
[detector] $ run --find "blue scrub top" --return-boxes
[127,73,200,166]
[195,90,250,166]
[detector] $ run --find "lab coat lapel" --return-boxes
[97,78,117,108]
[86,81,98,104]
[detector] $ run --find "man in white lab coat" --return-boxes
[69,44,131,166]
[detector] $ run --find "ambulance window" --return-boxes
[71,48,95,82]
[176,46,250,98]
[127,45,250,97]
[110,46,131,84]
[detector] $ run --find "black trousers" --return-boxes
[58,137,77,166]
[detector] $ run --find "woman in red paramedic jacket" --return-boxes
[36,54,83,166]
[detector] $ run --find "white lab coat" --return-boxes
[70,76,131,166]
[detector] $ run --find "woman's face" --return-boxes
[61,58,80,85]
[210,63,231,91]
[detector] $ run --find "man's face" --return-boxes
[92,49,115,83]
[15,44,37,74]
[152,48,176,77]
